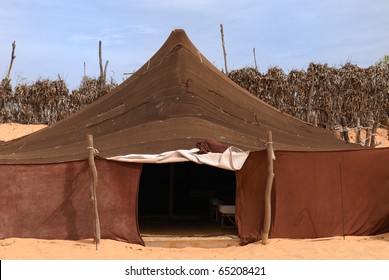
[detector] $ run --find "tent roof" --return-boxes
[0,29,361,164]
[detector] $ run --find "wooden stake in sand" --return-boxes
[86,134,101,250]
[356,117,361,145]
[341,117,349,143]
[262,131,275,245]
[365,112,374,147]
[386,117,389,140]
[371,122,378,148]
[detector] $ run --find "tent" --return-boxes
[0,29,388,245]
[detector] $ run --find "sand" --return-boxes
[0,123,388,260]
[335,126,389,148]
[1,234,389,260]
[0,123,47,142]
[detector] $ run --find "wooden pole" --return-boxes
[386,117,389,140]
[370,122,378,148]
[365,128,371,147]
[341,117,349,143]
[253,47,258,70]
[262,131,275,245]
[86,134,100,250]
[365,112,373,147]
[338,160,346,240]
[99,41,103,81]
[103,60,109,87]
[98,40,105,95]
[220,24,228,75]
[6,41,16,81]
[356,117,361,144]
[312,111,318,127]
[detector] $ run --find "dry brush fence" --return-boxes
[0,76,116,124]
[229,63,389,130]
[1,62,388,130]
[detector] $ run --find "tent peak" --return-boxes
[172,28,186,33]
[167,29,192,45]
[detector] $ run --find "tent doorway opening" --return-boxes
[138,162,237,238]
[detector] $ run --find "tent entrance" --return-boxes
[138,162,238,239]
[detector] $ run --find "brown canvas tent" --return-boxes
[0,29,388,245]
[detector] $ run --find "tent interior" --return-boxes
[138,162,238,236]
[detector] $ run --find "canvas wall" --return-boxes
[236,148,389,243]
[0,159,144,245]
[272,148,389,238]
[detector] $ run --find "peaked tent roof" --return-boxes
[0,29,361,164]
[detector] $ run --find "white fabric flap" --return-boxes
[107,146,250,171]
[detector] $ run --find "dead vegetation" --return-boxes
[0,77,116,124]
[229,62,389,129]
[0,39,115,124]
[1,61,388,130]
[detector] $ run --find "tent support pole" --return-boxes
[86,134,101,250]
[220,24,228,75]
[262,131,275,245]
[6,41,16,81]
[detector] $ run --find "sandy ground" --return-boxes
[0,234,388,260]
[335,126,389,148]
[0,122,47,142]
[0,123,388,260]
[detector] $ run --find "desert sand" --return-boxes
[0,122,47,142]
[0,123,388,260]
[1,234,389,260]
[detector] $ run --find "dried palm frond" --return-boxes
[229,63,389,129]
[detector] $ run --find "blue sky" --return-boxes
[1,0,389,89]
